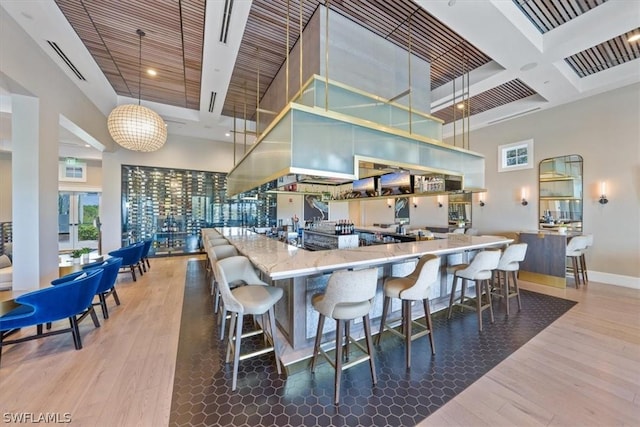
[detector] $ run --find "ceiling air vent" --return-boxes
[487,107,541,125]
[208,91,217,113]
[219,0,234,44]
[47,40,86,81]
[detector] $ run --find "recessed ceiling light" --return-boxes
[147,69,157,76]
[457,103,465,110]
[225,132,231,137]
[628,34,640,43]
[84,144,90,147]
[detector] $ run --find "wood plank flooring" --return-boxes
[1,256,639,426]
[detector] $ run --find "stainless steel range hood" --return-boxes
[226,76,485,196]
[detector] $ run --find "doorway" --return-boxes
[58,191,100,252]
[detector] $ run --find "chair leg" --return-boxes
[423,298,435,355]
[310,314,325,373]
[225,312,236,364]
[580,254,588,284]
[111,288,121,306]
[231,313,243,391]
[38,324,44,334]
[138,262,144,276]
[220,307,228,341]
[512,271,522,311]
[99,294,109,319]
[485,280,494,324]
[130,265,137,282]
[344,320,351,362]
[475,280,483,332]
[145,257,151,270]
[89,306,101,328]
[376,296,390,345]
[404,299,412,370]
[362,313,377,385]
[571,257,580,287]
[503,271,510,316]
[447,276,459,319]
[69,316,82,350]
[334,319,344,405]
[268,306,281,375]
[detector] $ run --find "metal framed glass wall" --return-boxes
[121,165,277,256]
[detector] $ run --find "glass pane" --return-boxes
[77,192,99,250]
[58,192,71,247]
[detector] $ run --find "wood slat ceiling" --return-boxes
[512,0,609,33]
[54,0,204,110]
[565,28,640,77]
[222,0,494,118]
[431,79,538,124]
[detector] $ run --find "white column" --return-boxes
[11,94,59,290]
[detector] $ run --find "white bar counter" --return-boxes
[217,227,512,281]
[213,227,513,365]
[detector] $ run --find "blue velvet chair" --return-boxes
[0,269,103,366]
[82,256,123,319]
[108,242,144,281]
[139,239,152,272]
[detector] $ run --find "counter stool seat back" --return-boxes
[215,256,282,391]
[447,249,501,331]
[310,267,379,404]
[209,244,239,315]
[376,254,440,369]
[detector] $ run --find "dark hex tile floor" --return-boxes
[169,260,576,426]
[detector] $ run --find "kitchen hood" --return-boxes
[226,75,485,196]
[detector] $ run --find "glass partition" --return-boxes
[539,155,583,232]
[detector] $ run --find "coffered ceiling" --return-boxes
[2,0,639,149]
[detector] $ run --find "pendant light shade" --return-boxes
[108,29,167,152]
[108,104,167,152]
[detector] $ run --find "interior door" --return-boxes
[58,191,100,251]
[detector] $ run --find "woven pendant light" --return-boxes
[108,29,167,152]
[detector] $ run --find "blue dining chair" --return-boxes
[108,242,144,281]
[0,269,103,367]
[82,256,123,319]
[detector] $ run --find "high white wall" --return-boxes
[0,8,114,286]
[457,83,640,283]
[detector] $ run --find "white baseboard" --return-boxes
[589,271,640,289]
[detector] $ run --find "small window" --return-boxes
[498,139,533,172]
[59,161,87,182]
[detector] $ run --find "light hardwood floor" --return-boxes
[1,256,639,426]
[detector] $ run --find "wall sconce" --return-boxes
[599,181,609,204]
[412,197,418,208]
[387,199,393,208]
[436,195,443,208]
[479,199,485,207]
[520,187,528,206]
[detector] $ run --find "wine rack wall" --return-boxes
[122,165,277,256]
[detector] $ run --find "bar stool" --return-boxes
[215,256,283,391]
[491,243,527,315]
[447,250,501,331]
[579,234,593,284]
[310,268,379,404]
[376,254,440,369]
[566,235,589,287]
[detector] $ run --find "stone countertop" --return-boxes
[218,227,512,281]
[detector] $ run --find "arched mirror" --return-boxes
[539,154,583,232]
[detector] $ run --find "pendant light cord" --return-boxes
[136,29,145,106]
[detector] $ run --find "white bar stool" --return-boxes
[447,250,501,331]
[491,243,527,315]
[376,254,440,369]
[215,256,283,391]
[310,267,379,404]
